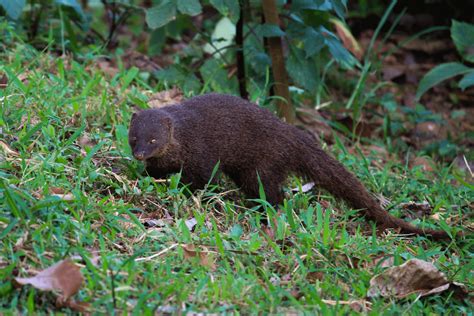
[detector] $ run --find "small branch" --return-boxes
[261,0,294,123]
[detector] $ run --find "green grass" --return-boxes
[1,40,473,314]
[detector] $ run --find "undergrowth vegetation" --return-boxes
[1,27,473,316]
[0,36,473,314]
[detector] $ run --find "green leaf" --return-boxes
[451,20,474,63]
[203,17,235,55]
[459,71,474,90]
[286,48,318,93]
[0,0,25,19]
[332,0,347,20]
[177,0,202,16]
[149,28,166,56]
[155,65,202,93]
[146,0,177,30]
[303,27,324,57]
[292,0,332,11]
[55,0,84,17]
[325,36,357,67]
[416,62,472,100]
[209,0,240,24]
[256,24,285,37]
[200,58,237,93]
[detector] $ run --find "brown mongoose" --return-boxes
[128,93,453,240]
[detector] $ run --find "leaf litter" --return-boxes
[14,259,89,312]
[367,258,468,299]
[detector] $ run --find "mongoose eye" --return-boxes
[132,137,137,141]
[149,139,156,144]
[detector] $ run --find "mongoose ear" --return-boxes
[131,112,138,121]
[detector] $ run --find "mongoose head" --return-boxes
[128,110,173,161]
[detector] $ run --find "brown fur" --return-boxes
[129,93,454,240]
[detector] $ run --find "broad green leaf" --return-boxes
[325,36,357,68]
[451,20,474,63]
[177,0,202,16]
[203,17,235,55]
[146,1,177,30]
[209,0,240,24]
[55,0,84,17]
[256,24,285,38]
[149,28,166,55]
[416,62,472,100]
[286,48,318,93]
[459,71,474,90]
[0,0,25,19]
[155,66,201,93]
[200,58,237,93]
[292,0,332,11]
[303,27,324,57]
[248,51,271,74]
[332,0,347,20]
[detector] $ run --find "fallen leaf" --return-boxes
[0,140,20,157]
[97,59,120,77]
[185,218,198,231]
[51,193,75,201]
[181,244,216,271]
[148,87,183,108]
[143,219,168,228]
[50,187,65,194]
[410,156,434,172]
[306,271,324,283]
[367,258,468,299]
[452,154,474,177]
[330,19,364,60]
[383,66,404,81]
[122,50,161,73]
[77,134,96,149]
[399,201,433,219]
[15,259,84,300]
[367,255,395,269]
[0,73,7,89]
[291,182,315,193]
[322,299,371,312]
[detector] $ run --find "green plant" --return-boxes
[416,20,474,100]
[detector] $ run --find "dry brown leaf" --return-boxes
[15,259,84,300]
[330,18,364,60]
[365,255,395,269]
[367,258,468,299]
[322,299,371,312]
[306,271,324,283]
[0,73,7,89]
[410,156,434,172]
[181,244,216,271]
[51,192,75,201]
[399,201,433,219]
[0,140,20,157]
[78,134,96,149]
[122,50,161,73]
[50,187,65,194]
[97,59,120,77]
[383,65,404,81]
[148,87,183,108]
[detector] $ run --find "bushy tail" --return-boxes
[301,146,452,240]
